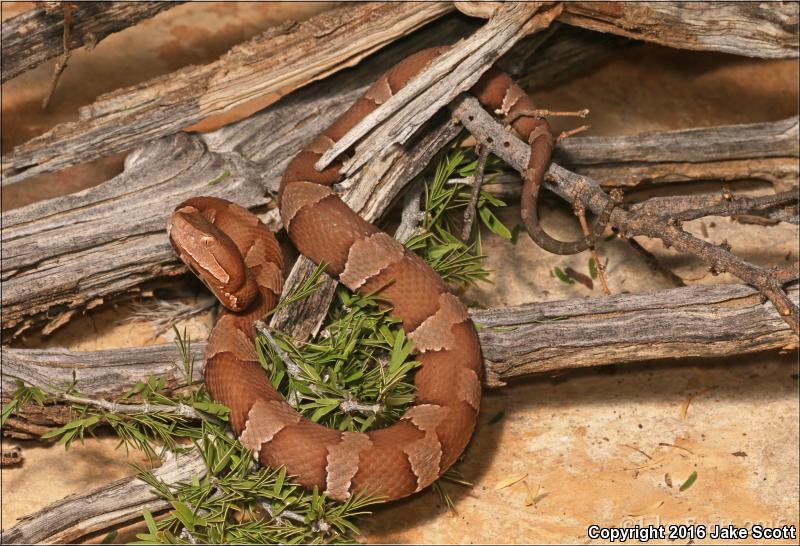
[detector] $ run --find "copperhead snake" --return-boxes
[168,46,616,502]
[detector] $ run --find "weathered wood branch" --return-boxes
[1,2,454,186]
[0,450,206,545]
[269,116,464,342]
[477,283,799,386]
[453,94,800,332]
[0,13,479,338]
[5,1,797,186]
[455,1,798,58]
[4,109,794,338]
[0,1,183,83]
[318,2,558,173]
[557,117,799,166]
[3,283,797,438]
[557,116,800,188]
[559,2,799,59]
[1,19,635,338]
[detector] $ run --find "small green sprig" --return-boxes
[258,286,420,433]
[132,423,380,545]
[406,147,511,285]
[1,379,46,427]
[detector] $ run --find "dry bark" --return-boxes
[1,2,454,186]
[1,18,640,338]
[556,117,800,188]
[455,1,798,58]
[0,450,206,544]
[452,94,800,332]
[318,2,559,174]
[558,2,799,59]
[6,2,797,185]
[0,1,183,83]
[4,283,797,437]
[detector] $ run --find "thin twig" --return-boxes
[253,321,301,378]
[452,94,800,333]
[59,393,200,419]
[339,398,382,415]
[462,146,489,241]
[506,107,589,124]
[259,501,307,525]
[557,124,591,142]
[42,2,73,110]
[254,320,322,404]
[576,206,610,294]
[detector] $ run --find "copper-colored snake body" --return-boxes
[169,47,615,502]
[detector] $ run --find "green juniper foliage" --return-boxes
[1,143,510,543]
[406,147,511,285]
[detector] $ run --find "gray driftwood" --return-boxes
[0,450,206,545]
[4,283,797,437]
[4,110,795,338]
[557,116,800,188]
[6,2,798,186]
[1,2,454,186]
[0,1,183,83]
[317,2,556,174]
[559,2,799,59]
[1,18,642,338]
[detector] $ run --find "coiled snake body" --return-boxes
[168,47,614,502]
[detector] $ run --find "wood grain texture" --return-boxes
[0,14,477,338]
[4,113,795,337]
[4,2,797,186]
[318,2,555,174]
[556,117,799,166]
[1,2,453,186]
[3,283,796,436]
[456,1,798,58]
[476,284,799,387]
[0,1,182,83]
[559,1,799,59]
[0,450,206,545]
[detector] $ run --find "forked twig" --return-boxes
[452,94,800,333]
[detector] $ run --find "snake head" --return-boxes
[168,204,257,312]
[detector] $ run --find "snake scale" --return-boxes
[168,46,615,502]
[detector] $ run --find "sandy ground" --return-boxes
[2,2,798,544]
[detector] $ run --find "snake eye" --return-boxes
[201,235,214,246]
